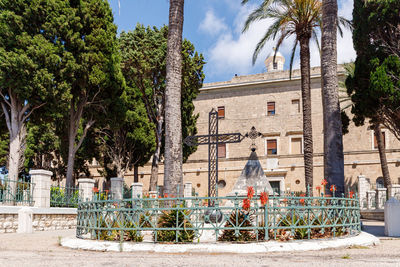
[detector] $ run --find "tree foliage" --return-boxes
[97,85,156,179]
[49,0,124,186]
[346,0,400,139]
[119,25,204,190]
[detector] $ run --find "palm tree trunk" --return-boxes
[164,0,184,197]
[299,37,313,196]
[373,123,391,189]
[321,0,345,195]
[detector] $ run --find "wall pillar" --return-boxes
[375,188,387,209]
[388,185,400,199]
[29,169,52,208]
[17,207,33,234]
[184,182,192,198]
[110,177,124,200]
[384,198,400,237]
[78,178,95,202]
[367,190,376,210]
[358,175,370,209]
[131,183,143,199]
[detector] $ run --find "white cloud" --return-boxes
[203,0,356,81]
[204,4,293,78]
[199,9,228,36]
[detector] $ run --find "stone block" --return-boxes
[111,177,124,200]
[78,178,95,202]
[384,198,400,237]
[30,169,53,208]
[131,183,143,199]
[388,185,400,199]
[17,207,33,234]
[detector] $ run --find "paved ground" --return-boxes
[0,221,399,267]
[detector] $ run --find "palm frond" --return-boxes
[288,38,298,80]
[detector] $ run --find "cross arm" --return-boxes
[184,133,244,146]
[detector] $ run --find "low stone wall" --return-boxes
[0,206,77,233]
[0,213,18,233]
[361,209,384,221]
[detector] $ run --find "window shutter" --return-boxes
[218,106,225,118]
[218,143,226,158]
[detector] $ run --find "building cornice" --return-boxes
[201,66,346,92]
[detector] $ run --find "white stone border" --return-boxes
[0,206,76,215]
[61,232,379,253]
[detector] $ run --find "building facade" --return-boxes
[92,53,400,196]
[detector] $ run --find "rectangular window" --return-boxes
[374,131,386,149]
[218,143,226,158]
[218,106,225,119]
[267,102,275,116]
[291,99,300,114]
[291,138,302,154]
[267,139,277,155]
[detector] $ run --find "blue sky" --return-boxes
[109,0,355,83]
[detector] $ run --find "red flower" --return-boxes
[92,187,99,193]
[330,185,336,192]
[260,191,269,206]
[242,198,251,211]
[315,186,321,191]
[164,193,168,198]
[321,179,328,186]
[299,193,305,204]
[349,191,354,198]
[247,186,255,200]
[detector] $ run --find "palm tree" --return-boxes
[321,0,344,195]
[164,0,185,197]
[242,0,323,195]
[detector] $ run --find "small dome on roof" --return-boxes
[264,48,285,72]
[267,50,284,59]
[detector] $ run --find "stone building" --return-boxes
[92,52,400,197]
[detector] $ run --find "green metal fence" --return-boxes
[50,186,81,208]
[76,193,361,243]
[0,178,35,205]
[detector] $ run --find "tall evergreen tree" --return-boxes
[346,0,400,188]
[0,0,64,197]
[96,85,156,179]
[119,25,204,192]
[52,0,124,187]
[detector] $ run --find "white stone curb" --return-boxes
[61,231,380,253]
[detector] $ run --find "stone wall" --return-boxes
[0,214,18,233]
[32,214,76,231]
[0,206,76,233]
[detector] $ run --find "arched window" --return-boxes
[376,177,385,188]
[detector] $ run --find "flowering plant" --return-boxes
[242,198,251,211]
[247,186,255,200]
[321,179,328,186]
[260,191,269,206]
[330,185,336,192]
[299,193,305,204]
[349,191,354,198]
[92,187,99,193]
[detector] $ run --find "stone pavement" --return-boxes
[0,222,399,267]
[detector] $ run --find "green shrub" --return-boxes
[218,210,255,242]
[155,207,194,242]
[96,216,143,242]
